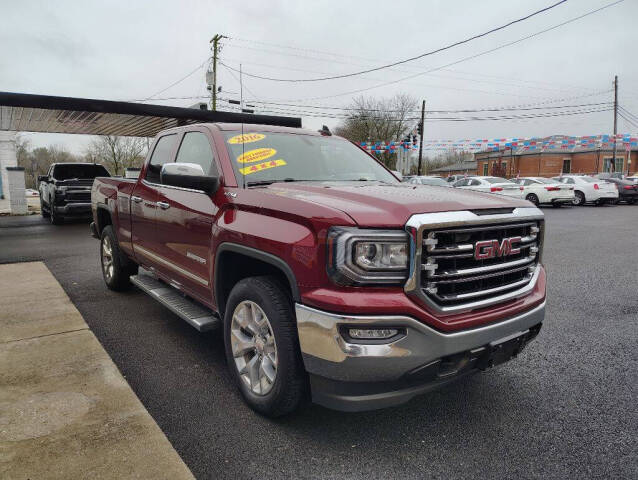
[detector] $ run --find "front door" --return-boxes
[154,129,220,306]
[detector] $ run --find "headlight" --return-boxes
[327,227,409,285]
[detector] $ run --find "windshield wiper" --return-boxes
[246,178,319,187]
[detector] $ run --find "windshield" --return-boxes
[223,132,398,185]
[534,178,556,184]
[53,164,110,180]
[484,177,509,184]
[420,177,448,186]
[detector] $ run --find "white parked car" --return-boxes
[408,176,451,187]
[551,175,618,206]
[510,177,574,207]
[25,188,39,197]
[452,176,524,198]
[626,176,638,185]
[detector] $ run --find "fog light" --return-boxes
[348,328,398,340]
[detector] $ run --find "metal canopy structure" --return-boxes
[0,92,302,137]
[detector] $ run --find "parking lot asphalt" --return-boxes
[1,206,637,480]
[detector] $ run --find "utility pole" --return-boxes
[417,100,426,175]
[612,75,618,172]
[209,34,226,111]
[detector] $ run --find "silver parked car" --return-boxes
[408,176,451,187]
[452,176,524,198]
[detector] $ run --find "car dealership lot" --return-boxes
[0,207,636,479]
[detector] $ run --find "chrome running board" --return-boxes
[130,270,219,332]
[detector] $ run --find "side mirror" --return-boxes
[160,163,219,194]
[38,175,48,183]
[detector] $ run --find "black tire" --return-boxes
[628,198,637,205]
[100,225,138,291]
[224,276,307,417]
[40,199,50,218]
[552,202,562,208]
[525,193,539,206]
[573,190,585,206]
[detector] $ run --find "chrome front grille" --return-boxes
[404,208,545,313]
[423,222,539,308]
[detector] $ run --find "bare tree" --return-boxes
[86,136,147,176]
[335,94,418,170]
[17,137,80,188]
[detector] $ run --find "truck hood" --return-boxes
[261,181,531,227]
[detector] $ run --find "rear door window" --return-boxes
[175,132,218,176]
[146,134,177,183]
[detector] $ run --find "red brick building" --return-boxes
[475,145,637,178]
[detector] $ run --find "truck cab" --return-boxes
[91,121,546,416]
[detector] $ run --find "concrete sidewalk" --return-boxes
[0,262,194,479]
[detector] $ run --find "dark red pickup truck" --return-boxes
[91,121,546,416]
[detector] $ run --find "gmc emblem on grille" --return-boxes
[474,236,522,260]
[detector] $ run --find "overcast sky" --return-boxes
[1,0,636,154]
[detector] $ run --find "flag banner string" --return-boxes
[358,134,638,153]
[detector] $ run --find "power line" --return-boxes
[269,0,623,102]
[618,105,638,122]
[222,1,568,82]
[618,111,638,129]
[141,59,210,101]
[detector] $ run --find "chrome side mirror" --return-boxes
[160,163,219,194]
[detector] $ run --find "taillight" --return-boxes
[623,185,633,190]
[594,184,599,190]
[544,186,560,191]
[519,186,524,191]
[490,186,503,192]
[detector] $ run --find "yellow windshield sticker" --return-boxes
[227,133,266,145]
[239,159,287,175]
[237,148,277,164]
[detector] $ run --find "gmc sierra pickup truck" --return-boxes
[91,121,546,416]
[40,162,110,224]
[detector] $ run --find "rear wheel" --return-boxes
[573,191,585,206]
[224,276,307,417]
[100,225,138,291]
[525,193,539,206]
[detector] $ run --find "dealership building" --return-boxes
[474,136,637,178]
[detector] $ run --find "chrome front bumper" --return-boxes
[296,302,545,410]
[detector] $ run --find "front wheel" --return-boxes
[224,276,307,417]
[525,193,539,206]
[100,225,137,291]
[50,205,63,224]
[40,198,50,218]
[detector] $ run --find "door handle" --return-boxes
[157,201,170,210]
[131,196,142,203]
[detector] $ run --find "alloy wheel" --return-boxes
[573,191,584,206]
[101,236,114,281]
[230,300,278,395]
